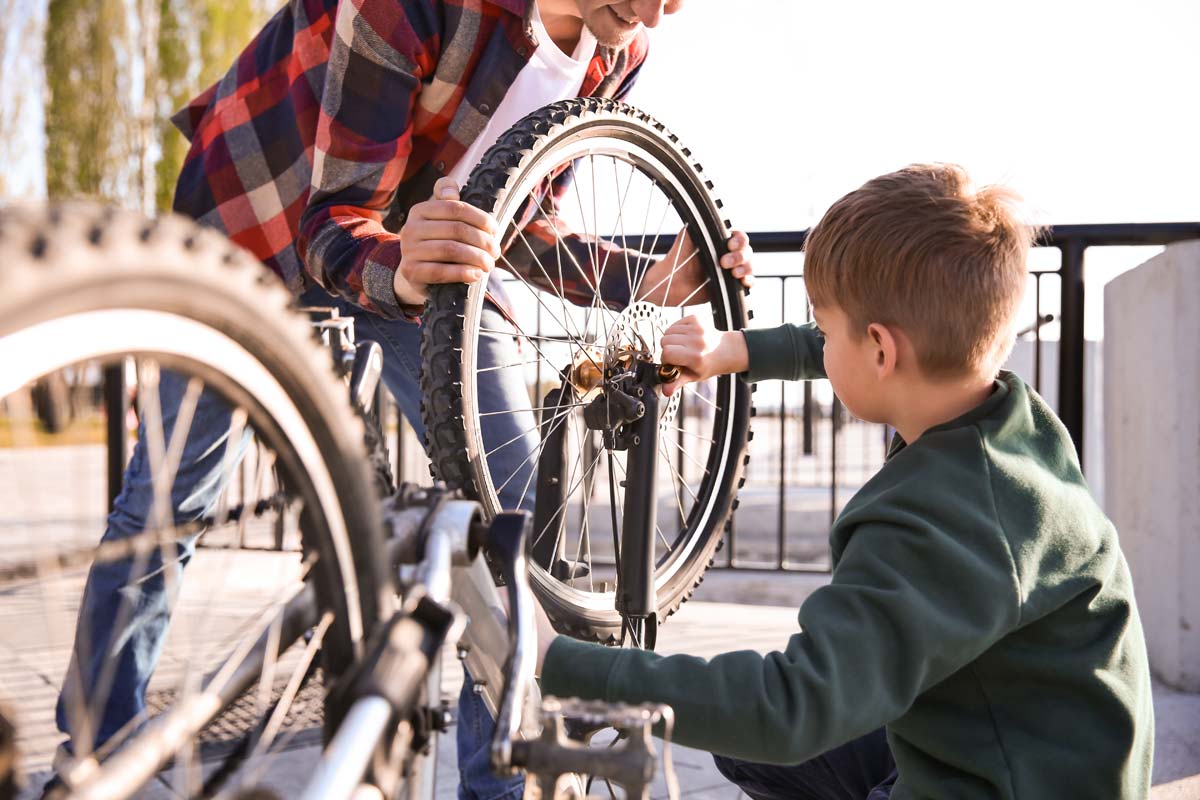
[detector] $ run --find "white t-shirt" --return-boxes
[447,4,597,188]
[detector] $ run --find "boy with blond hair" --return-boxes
[533,164,1154,799]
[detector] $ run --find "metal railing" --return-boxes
[748,222,1200,468]
[706,223,1200,571]
[103,223,1200,572]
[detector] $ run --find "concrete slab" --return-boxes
[1105,241,1200,692]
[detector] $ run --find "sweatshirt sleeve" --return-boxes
[540,510,1021,764]
[742,323,826,383]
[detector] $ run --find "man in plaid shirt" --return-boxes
[49,1,755,797]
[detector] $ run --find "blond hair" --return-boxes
[803,163,1035,377]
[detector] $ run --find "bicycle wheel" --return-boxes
[0,203,389,798]
[422,99,753,642]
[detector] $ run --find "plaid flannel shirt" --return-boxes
[172,0,651,321]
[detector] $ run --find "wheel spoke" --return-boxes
[498,252,604,376]
[659,439,690,533]
[485,421,544,459]
[476,357,544,374]
[239,611,334,785]
[635,247,701,305]
[515,172,613,350]
[75,361,188,755]
[674,275,712,308]
[513,401,591,517]
[636,176,662,288]
[175,406,250,686]
[683,382,721,412]
[495,401,576,498]
[530,442,607,554]
[478,327,589,346]
[569,155,618,334]
[489,307,578,381]
[0,522,203,587]
[670,422,715,445]
[568,415,598,586]
[508,203,592,346]
[611,157,639,296]
[479,400,590,418]
[663,434,710,481]
[630,190,675,302]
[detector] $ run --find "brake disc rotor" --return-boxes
[604,302,680,431]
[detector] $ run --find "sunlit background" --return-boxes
[1,0,1198,542]
[1,3,1199,794]
[4,0,1198,315]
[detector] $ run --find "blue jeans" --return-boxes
[455,678,526,800]
[712,729,897,800]
[56,285,531,798]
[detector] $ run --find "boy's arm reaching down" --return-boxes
[540,513,1021,764]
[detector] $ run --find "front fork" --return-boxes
[615,361,660,647]
[532,359,667,647]
[531,383,574,578]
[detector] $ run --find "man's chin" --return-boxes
[585,14,641,48]
[596,29,640,48]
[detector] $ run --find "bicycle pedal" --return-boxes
[549,558,590,581]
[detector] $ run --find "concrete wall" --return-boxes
[1104,240,1200,692]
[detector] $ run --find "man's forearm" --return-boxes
[503,217,651,310]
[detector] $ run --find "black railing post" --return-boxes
[103,362,128,511]
[776,279,789,567]
[1057,238,1086,466]
[802,299,814,455]
[726,513,737,568]
[1033,275,1043,392]
[829,396,840,528]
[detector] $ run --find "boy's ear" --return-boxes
[866,322,899,378]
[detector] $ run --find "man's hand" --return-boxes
[636,230,754,306]
[659,314,750,396]
[393,177,502,305]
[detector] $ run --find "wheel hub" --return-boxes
[603,302,680,432]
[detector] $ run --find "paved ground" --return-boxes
[1,440,1197,798]
[5,559,1199,798]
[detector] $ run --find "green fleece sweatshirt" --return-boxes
[542,322,1154,799]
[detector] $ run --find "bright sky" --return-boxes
[4,0,1197,335]
[630,0,1200,336]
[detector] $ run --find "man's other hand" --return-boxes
[394,177,502,305]
[636,229,755,306]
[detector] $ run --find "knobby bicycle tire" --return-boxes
[421,99,754,642]
[0,202,390,796]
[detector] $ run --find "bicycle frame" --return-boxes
[2,308,679,800]
[303,497,679,800]
[302,311,679,799]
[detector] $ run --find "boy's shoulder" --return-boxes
[852,372,1082,514]
[837,372,1119,607]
